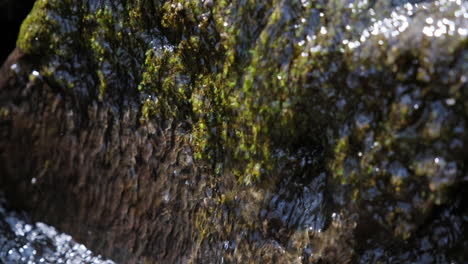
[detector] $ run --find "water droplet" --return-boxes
[310,45,322,53]
[423,26,435,37]
[348,41,360,49]
[163,191,170,202]
[399,21,409,32]
[445,98,456,106]
[458,28,467,36]
[320,27,327,35]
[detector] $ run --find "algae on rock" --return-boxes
[1,0,467,263]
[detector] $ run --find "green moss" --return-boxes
[14,0,468,258]
[19,0,467,193]
[17,0,54,55]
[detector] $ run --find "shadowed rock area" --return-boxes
[0,0,467,263]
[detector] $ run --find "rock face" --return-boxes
[0,0,467,263]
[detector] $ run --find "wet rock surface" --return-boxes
[0,0,467,263]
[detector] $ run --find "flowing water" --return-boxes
[0,193,115,264]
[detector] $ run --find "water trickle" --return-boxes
[0,193,114,264]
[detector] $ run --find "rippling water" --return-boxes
[0,193,115,264]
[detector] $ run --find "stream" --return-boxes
[0,193,114,264]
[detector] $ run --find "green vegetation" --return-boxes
[14,0,468,261]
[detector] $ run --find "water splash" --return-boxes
[0,193,115,264]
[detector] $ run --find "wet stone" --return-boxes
[0,0,467,263]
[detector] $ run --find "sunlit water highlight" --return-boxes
[0,193,115,264]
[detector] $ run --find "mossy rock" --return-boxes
[0,0,467,263]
